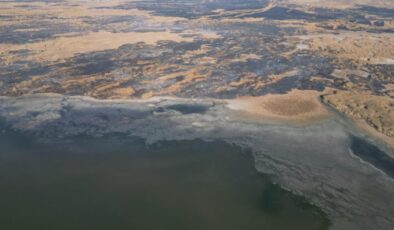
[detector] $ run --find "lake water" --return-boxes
[0,127,329,230]
[350,136,394,178]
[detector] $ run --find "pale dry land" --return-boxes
[0,31,194,63]
[302,33,394,65]
[323,91,394,146]
[227,90,331,123]
[0,0,393,150]
[0,0,191,63]
[1,1,394,228]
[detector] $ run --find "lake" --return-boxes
[0,126,329,230]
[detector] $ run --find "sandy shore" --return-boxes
[226,90,331,124]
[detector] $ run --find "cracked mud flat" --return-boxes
[0,94,393,230]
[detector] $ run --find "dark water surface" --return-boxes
[0,127,329,230]
[350,136,394,178]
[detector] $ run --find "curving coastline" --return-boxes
[0,93,393,230]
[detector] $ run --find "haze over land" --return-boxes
[0,0,393,229]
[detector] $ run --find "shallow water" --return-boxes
[350,136,394,178]
[0,128,329,230]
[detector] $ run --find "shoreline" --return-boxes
[0,89,333,125]
[353,119,394,154]
[318,91,394,155]
[1,93,394,230]
[1,91,392,153]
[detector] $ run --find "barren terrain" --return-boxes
[1,1,394,229]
